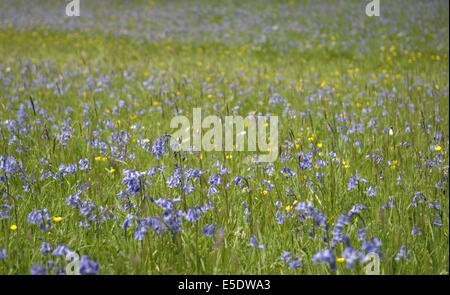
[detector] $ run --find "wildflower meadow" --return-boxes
[0,0,448,275]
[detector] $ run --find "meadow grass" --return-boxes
[0,0,448,275]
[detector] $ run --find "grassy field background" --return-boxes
[0,0,448,274]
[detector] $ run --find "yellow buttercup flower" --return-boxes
[53,217,63,223]
[337,258,345,263]
[106,168,116,174]
[10,224,18,231]
[434,146,442,151]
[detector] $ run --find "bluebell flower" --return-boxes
[208,174,221,186]
[433,213,443,228]
[167,166,183,189]
[395,244,411,261]
[341,247,364,269]
[312,248,336,271]
[30,264,48,275]
[288,259,303,270]
[249,234,265,249]
[242,201,250,224]
[78,158,90,171]
[331,214,350,247]
[184,208,200,223]
[79,255,100,275]
[122,170,145,197]
[234,176,245,188]
[51,245,70,257]
[26,208,51,231]
[151,134,170,160]
[40,242,52,255]
[361,238,382,258]
[275,211,285,224]
[281,167,296,178]
[27,208,50,225]
[207,185,219,196]
[134,225,147,240]
[412,192,426,208]
[348,204,368,218]
[347,173,367,192]
[202,224,216,237]
[358,228,366,241]
[366,186,377,197]
[382,197,395,210]
[122,214,135,230]
[0,248,7,260]
[0,204,11,219]
[411,225,422,236]
[281,251,292,262]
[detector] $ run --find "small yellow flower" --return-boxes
[261,190,268,196]
[344,164,351,169]
[295,144,300,150]
[130,114,137,120]
[317,143,323,149]
[53,217,63,223]
[207,94,213,99]
[434,146,442,151]
[95,156,101,161]
[106,168,116,174]
[285,205,293,212]
[10,224,18,231]
[102,157,107,162]
[153,101,159,106]
[226,154,233,159]
[337,258,345,263]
